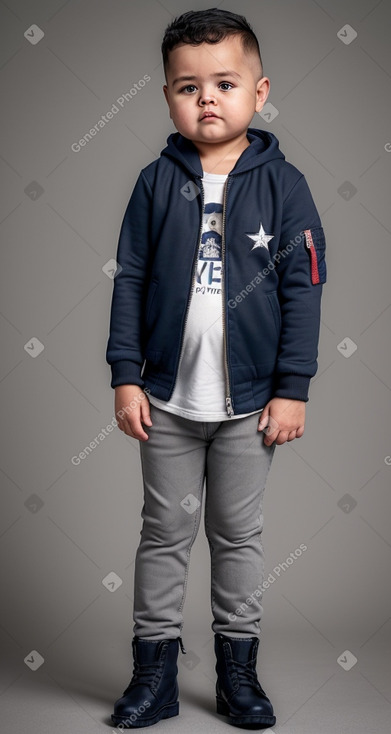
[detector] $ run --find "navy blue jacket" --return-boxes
[106,127,326,416]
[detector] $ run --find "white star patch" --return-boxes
[246,222,274,252]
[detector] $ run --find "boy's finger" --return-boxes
[259,414,279,435]
[141,400,153,426]
[128,421,149,441]
[258,410,269,430]
[124,407,149,440]
[263,422,278,438]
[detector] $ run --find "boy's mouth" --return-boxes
[200,111,220,120]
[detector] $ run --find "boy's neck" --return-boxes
[193,132,251,175]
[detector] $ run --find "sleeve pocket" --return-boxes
[303,227,327,285]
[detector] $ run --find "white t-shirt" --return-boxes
[149,170,262,421]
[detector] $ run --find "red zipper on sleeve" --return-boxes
[304,229,320,285]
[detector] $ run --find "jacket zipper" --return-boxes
[221,176,234,416]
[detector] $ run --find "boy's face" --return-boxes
[163,35,269,147]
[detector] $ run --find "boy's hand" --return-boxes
[258,397,305,446]
[115,384,152,441]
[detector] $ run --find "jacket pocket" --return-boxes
[303,227,327,284]
[266,290,282,335]
[145,279,158,323]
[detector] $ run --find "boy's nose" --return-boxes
[200,95,216,105]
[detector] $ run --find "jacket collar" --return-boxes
[160,127,285,178]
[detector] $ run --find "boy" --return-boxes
[106,7,326,729]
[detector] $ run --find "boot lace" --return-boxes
[123,662,157,694]
[234,659,264,693]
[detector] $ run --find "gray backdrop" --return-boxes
[1,1,390,732]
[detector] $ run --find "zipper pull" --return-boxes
[226,397,234,417]
[178,636,187,654]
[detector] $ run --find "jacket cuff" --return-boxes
[110,360,144,389]
[273,374,311,402]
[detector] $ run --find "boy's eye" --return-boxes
[179,82,234,94]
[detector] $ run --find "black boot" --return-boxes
[214,633,276,728]
[111,636,186,728]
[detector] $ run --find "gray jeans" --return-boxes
[133,402,276,640]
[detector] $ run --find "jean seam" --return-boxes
[205,497,217,619]
[178,468,205,615]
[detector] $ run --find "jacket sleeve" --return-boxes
[273,174,327,402]
[106,170,153,389]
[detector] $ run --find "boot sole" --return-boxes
[111,701,179,728]
[216,697,276,728]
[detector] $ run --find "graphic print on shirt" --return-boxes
[195,203,223,296]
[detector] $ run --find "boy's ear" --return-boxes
[255,77,270,114]
[162,84,172,119]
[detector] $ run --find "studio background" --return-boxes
[0,1,390,732]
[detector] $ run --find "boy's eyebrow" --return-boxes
[172,70,242,87]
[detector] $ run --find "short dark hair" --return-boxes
[161,7,263,82]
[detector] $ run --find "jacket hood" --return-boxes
[160,126,285,177]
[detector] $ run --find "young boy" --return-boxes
[106,7,326,729]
